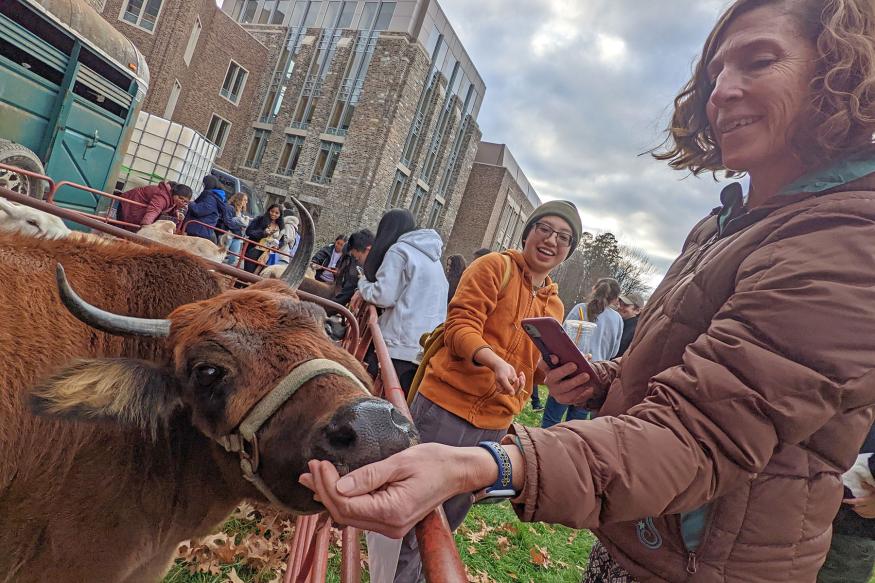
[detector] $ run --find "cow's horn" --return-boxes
[55,264,171,337]
[280,196,314,289]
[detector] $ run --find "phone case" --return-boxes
[521,317,605,410]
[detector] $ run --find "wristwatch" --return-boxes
[474,441,517,504]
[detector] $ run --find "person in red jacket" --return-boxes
[118,182,192,228]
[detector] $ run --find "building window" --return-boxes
[493,201,518,251]
[387,170,407,208]
[374,2,395,31]
[163,80,181,119]
[410,185,426,219]
[220,61,249,105]
[234,0,259,23]
[277,135,305,176]
[427,199,443,229]
[206,114,232,156]
[244,129,270,169]
[183,17,201,66]
[120,0,163,32]
[271,0,291,24]
[311,141,342,184]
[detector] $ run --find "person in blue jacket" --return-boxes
[183,175,230,242]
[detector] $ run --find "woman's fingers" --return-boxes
[309,460,417,537]
[335,456,400,496]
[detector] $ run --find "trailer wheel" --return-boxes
[0,141,47,199]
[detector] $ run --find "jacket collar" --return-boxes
[717,157,875,238]
[506,249,559,297]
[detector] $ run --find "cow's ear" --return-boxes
[30,359,181,438]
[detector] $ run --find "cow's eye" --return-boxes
[194,364,225,388]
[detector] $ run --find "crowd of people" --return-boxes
[116,174,302,271]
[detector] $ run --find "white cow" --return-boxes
[0,198,71,239]
[137,221,227,263]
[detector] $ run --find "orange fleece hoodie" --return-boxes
[417,250,564,430]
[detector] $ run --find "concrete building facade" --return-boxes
[221,0,485,241]
[92,0,269,169]
[445,142,542,261]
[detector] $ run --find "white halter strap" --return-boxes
[216,358,371,511]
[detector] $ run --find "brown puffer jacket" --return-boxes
[511,176,875,582]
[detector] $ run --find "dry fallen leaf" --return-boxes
[467,570,491,583]
[226,567,246,583]
[529,545,552,568]
[496,536,511,554]
[567,531,579,545]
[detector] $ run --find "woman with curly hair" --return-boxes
[303,1,875,582]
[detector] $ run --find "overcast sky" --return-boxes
[438,0,734,277]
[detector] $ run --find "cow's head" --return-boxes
[30,202,417,513]
[0,198,71,239]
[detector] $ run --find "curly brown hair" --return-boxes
[654,0,875,175]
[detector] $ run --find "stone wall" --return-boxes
[97,0,269,169]
[445,157,539,262]
[226,26,482,248]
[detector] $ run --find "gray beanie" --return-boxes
[521,200,582,258]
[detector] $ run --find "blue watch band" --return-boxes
[478,441,513,492]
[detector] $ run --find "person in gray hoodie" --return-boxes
[358,209,448,394]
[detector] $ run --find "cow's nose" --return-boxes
[320,398,418,466]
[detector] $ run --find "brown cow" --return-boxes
[0,230,416,581]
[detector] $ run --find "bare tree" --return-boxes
[552,232,655,307]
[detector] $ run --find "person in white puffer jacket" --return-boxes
[358,208,448,395]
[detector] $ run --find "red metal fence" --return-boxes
[0,167,466,582]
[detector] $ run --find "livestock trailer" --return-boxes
[0,0,149,214]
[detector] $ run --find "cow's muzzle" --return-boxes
[311,398,419,475]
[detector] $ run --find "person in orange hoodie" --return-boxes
[382,200,581,583]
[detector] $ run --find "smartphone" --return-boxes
[521,317,603,408]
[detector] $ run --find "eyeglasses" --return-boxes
[533,222,573,247]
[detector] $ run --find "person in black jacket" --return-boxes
[311,234,347,283]
[818,422,875,583]
[242,204,283,274]
[616,292,644,356]
[331,229,374,308]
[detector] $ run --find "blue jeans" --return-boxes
[541,395,590,428]
[531,385,542,409]
[224,238,243,266]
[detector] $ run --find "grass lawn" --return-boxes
[163,389,595,582]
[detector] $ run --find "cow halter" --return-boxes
[216,358,371,512]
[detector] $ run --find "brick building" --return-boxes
[445,142,542,261]
[220,0,485,241]
[90,0,269,169]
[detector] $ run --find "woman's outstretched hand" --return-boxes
[299,443,500,538]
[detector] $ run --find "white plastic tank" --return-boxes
[118,112,219,191]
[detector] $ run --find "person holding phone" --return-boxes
[302,1,875,581]
[365,201,580,583]
[541,277,623,427]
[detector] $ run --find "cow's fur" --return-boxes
[137,220,227,263]
[0,234,413,582]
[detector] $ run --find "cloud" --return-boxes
[439,0,735,282]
